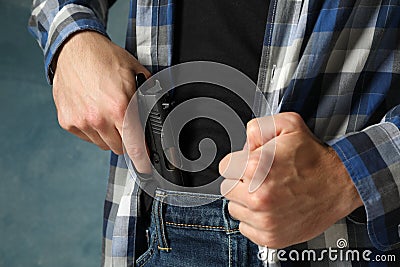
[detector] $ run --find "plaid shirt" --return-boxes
[29,0,400,266]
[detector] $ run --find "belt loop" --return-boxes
[222,199,239,233]
[154,191,172,252]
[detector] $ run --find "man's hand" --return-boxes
[53,31,151,173]
[219,112,363,249]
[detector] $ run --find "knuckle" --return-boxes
[227,202,236,217]
[238,222,247,235]
[75,118,89,131]
[58,117,70,131]
[266,189,275,205]
[87,112,105,129]
[246,119,261,138]
[283,112,303,126]
[111,101,128,122]
[259,215,277,231]
[248,191,267,211]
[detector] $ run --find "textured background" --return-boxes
[0,1,129,266]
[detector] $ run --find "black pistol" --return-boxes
[136,73,185,189]
[134,73,184,259]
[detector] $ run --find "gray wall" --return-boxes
[0,1,129,266]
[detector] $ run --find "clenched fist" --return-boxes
[219,112,363,249]
[53,31,151,173]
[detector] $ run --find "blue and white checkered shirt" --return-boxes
[29,0,400,266]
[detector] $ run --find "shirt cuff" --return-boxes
[328,122,400,251]
[44,4,109,84]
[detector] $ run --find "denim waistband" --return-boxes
[153,188,240,233]
[135,189,260,267]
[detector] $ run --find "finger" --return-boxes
[246,116,275,151]
[221,178,250,207]
[80,128,110,150]
[219,146,274,193]
[98,126,123,155]
[220,178,243,199]
[228,201,250,221]
[68,126,92,143]
[219,150,250,179]
[223,171,273,211]
[122,94,152,174]
[246,112,304,151]
[248,142,275,193]
[238,222,276,248]
[228,201,274,231]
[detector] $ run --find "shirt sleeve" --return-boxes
[28,0,117,84]
[328,105,400,251]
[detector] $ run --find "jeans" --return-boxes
[135,189,263,267]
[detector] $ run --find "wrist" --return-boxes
[326,146,363,216]
[54,30,109,76]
